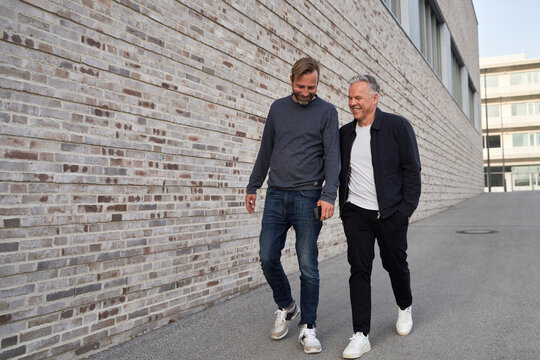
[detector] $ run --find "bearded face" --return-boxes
[291,71,318,105]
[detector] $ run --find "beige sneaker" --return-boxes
[270,302,299,339]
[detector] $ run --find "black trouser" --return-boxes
[341,202,412,335]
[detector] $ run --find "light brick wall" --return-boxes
[0,0,482,358]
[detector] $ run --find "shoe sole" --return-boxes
[396,323,412,336]
[271,306,300,340]
[301,340,322,354]
[271,331,287,340]
[342,345,370,359]
[396,328,412,336]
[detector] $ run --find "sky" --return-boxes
[472,0,540,60]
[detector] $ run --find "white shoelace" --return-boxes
[274,309,287,325]
[398,307,411,321]
[301,327,317,339]
[349,332,366,343]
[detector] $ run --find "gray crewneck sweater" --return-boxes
[246,95,340,204]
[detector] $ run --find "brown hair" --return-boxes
[291,57,320,83]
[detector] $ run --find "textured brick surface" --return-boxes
[1,0,482,358]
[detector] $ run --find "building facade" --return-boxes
[1,0,481,358]
[481,54,540,192]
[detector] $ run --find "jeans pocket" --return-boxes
[297,190,321,219]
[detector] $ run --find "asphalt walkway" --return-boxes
[87,192,540,360]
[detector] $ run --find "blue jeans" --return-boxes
[259,188,323,325]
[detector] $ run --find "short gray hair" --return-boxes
[348,74,380,95]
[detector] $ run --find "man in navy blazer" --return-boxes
[339,75,421,359]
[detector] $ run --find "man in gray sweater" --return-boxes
[246,57,340,354]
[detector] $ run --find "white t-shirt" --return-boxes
[347,124,379,210]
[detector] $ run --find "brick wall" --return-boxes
[0,0,482,358]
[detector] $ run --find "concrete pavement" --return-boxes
[87,192,540,360]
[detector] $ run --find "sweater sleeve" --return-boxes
[319,107,341,204]
[246,110,274,194]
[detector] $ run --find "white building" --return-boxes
[480,54,540,192]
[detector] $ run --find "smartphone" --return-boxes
[313,205,321,220]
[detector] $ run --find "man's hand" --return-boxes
[317,200,334,221]
[246,193,257,214]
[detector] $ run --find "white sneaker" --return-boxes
[298,324,322,354]
[342,332,371,359]
[396,306,413,335]
[270,302,299,339]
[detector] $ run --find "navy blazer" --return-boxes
[338,108,421,219]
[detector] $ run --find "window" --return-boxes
[482,104,500,119]
[511,102,527,116]
[509,73,525,85]
[468,81,476,124]
[512,133,528,147]
[510,132,540,147]
[512,101,540,116]
[483,135,501,148]
[383,0,401,22]
[489,135,501,148]
[511,102,539,116]
[419,0,442,77]
[484,167,504,187]
[511,166,540,187]
[451,51,462,107]
[490,105,500,117]
[534,71,540,83]
[484,173,504,187]
[487,104,499,117]
[514,173,530,187]
[490,173,504,187]
[509,71,540,85]
[485,75,499,87]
